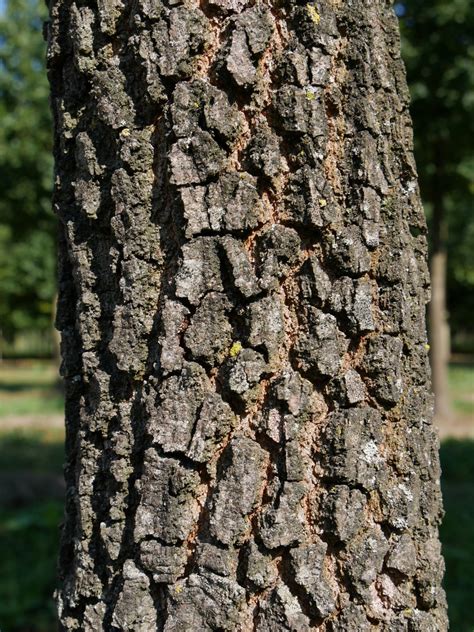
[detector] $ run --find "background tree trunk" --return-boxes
[429,155,451,421]
[47,0,447,629]
[429,249,451,421]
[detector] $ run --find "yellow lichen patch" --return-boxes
[319,198,327,207]
[229,341,243,357]
[306,4,320,25]
[305,90,316,101]
[120,128,131,137]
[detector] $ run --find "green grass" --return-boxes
[0,430,64,472]
[440,440,474,632]
[0,429,63,632]
[0,360,64,632]
[0,360,63,417]
[448,363,474,417]
[0,501,62,632]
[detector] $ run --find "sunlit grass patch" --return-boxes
[448,363,474,417]
[0,360,63,417]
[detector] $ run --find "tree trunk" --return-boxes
[47,1,447,629]
[429,163,451,422]
[429,250,451,421]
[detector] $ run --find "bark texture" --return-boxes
[47,0,447,629]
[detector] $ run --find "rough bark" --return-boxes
[47,0,447,629]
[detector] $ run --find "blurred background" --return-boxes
[0,0,472,629]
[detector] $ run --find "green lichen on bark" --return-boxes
[47,0,447,629]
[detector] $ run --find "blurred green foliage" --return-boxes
[0,0,55,344]
[398,0,474,337]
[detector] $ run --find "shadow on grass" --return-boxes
[0,501,63,632]
[0,431,64,632]
[0,383,57,394]
[0,432,64,474]
[0,433,472,630]
[440,439,474,632]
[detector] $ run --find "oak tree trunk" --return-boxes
[47,0,448,629]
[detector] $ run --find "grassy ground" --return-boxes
[449,362,474,418]
[0,430,63,631]
[0,360,472,631]
[0,361,64,632]
[0,360,63,417]
[0,500,62,631]
[440,439,474,632]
